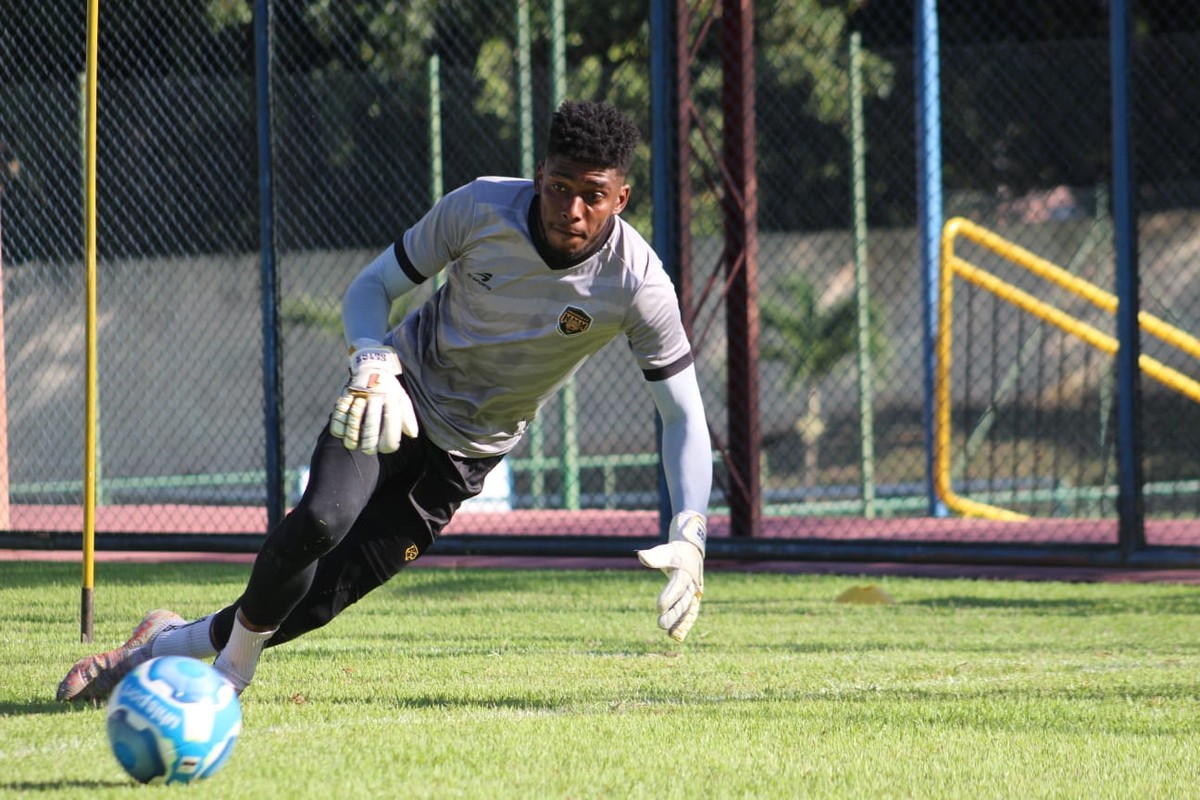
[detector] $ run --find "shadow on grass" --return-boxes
[389,693,563,711]
[707,592,1200,620]
[795,684,1200,736]
[908,593,1200,615]
[389,568,645,597]
[0,561,248,590]
[0,780,131,792]
[0,562,638,596]
[302,683,1200,738]
[0,699,96,716]
[288,690,566,713]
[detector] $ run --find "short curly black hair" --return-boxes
[546,100,642,174]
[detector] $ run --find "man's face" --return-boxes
[534,156,630,259]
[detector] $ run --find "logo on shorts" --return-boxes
[557,305,592,337]
[404,544,420,561]
[469,272,493,290]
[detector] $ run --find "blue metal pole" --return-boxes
[651,0,677,538]
[1110,0,1145,553]
[256,0,284,531]
[915,0,947,517]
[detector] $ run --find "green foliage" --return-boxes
[280,294,342,337]
[757,0,896,132]
[202,0,895,240]
[205,0,253,29]
[760,276,886,393]
[4,561,1200,798]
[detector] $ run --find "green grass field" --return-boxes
[2,559,1199,798]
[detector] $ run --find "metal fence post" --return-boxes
[1110,0,1145,555]
[256,0,284,531]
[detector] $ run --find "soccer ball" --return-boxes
[105,656,242,785]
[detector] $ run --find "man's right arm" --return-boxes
[342,245,420,350]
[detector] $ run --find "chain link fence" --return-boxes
[2,2,1199,558]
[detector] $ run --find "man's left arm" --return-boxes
[637,364,712,641]
[331,246,421,454]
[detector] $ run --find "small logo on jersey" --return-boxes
[404,544,420,561]
[557,306,592,337]
[469,271,494,289]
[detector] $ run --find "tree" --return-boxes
[760,277,886,488]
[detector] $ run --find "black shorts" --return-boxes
[226,423,504,646]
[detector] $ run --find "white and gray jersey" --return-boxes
[383,177,693,458]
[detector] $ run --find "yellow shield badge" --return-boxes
[557,305,592,337]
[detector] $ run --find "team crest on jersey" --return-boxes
[404,544,420,561]
[557,306,592,337]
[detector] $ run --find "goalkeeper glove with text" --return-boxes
[330,343,418,455]
[637,511,706,642]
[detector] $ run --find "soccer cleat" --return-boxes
[56,609,185,703]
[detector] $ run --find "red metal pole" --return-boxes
[721,0,761,537]
[676,0,695,334]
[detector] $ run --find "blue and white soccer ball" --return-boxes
[105,656,242,785]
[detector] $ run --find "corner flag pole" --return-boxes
[81,0,100,644]
[0,180,9,532]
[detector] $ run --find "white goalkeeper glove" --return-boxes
[637,511,706,642]
[329,344,418,455]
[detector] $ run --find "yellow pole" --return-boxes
[81,0,100,643]
[0,195,9,531]
[950,216,1200,361]
[934,220,1028,521]
[936,216,1200,520]
[0,212,8,534]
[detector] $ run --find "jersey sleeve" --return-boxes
[624,261,694,380]
[398,182,480,279]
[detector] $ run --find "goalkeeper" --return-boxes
[58,100,711,701]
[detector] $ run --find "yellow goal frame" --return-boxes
[936,216,1200,520]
